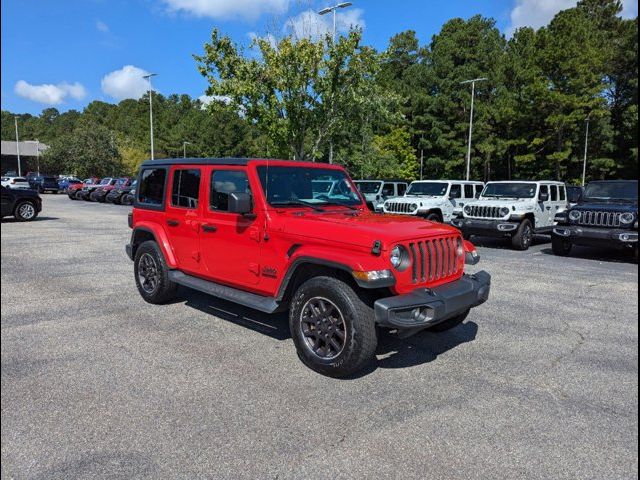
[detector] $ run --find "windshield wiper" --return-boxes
[320,201,358,210]
[270,200,324,211]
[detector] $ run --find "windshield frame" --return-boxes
[406,182,449,197]
[481,182,538,199]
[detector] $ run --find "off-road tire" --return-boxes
[13,201,38,222]
[551,234,572,256]
[427,309,470,332]
[511,219,534,251]
[289,276,377,377]
[134,240,178,304]
[121,194,134,206]
[426,212,442,223]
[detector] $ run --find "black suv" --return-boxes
[552,180,638,261]
[1,185,42,221]
[30,175,60,194]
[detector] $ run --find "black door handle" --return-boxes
[166,219,179,226]
[202,224,217,233]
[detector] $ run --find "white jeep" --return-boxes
[451,181,568,250]
[353,180,408,211]
[382,180,484,223]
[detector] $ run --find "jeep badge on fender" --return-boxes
[126,158,491,377]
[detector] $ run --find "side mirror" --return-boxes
[539,192,549,202]
[228,192,253,215]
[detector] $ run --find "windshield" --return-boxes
[99,178,111,185]
[482,183,537,199]
[583,181,638,201]
[257,166,362,207]
[354,181,382,194]
[406,182,448,196]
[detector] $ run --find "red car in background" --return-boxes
[68,177,99,200]
[90,177,131,202]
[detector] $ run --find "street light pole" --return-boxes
[582,113,591,187]
[460,77,487,181]
[14,117,21,177]
[35,139,40,175]
[143,73,158,160]
[183,141,191,159]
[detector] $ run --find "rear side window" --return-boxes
[382,183,395,197]
[550,185,558,201]
[539,185,549,200]
[210,170,250,212]
[171,169,200,208]
[397,183,407,196]
[464,185,474,198]
[559,186,566,201]
[138,168,166,206]
[450,184,462,198]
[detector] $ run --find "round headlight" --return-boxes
[569,210,581,221]
[464,205,472,214]
[410,203,417,210]
[499,207,510,217]
[620,212,635,224]
[390,245,409,270]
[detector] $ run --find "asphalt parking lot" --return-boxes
[2,195,638,479]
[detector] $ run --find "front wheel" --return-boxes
[551,235,572,256]
[511,219,533,251]
[14,201,38,222]
[134,241,178,304]
[289,276,377,377]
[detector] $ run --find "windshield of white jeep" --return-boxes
[406,182,448,196]
[583,181,638,201]
[482,183,537,199]
[354,181,382,194]
[257,166,362,207]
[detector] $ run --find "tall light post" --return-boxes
[182,141,191,159]
[460,77,487,181]
[14,117,22,176]
[142,73,158,160]
[582,113,591,187]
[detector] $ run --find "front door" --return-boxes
[200,167,262,286]
[164,168,203,274]
[537,184,553,227]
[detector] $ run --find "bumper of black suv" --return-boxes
[451,218,518,237]
[553,225,638,248]
[373,271,491,329]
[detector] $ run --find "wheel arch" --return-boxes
[130,225,178,268]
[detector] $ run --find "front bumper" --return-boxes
[553,225,638,248]
[451,218,517,237]
[373,271,491,329]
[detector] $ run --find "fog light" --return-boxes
[412,307,434,323]
[497,223,517,232]
[553,228,571,237]
[618,233,638,243]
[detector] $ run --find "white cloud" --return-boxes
[507,0,638,36]
[198,94,231,107]
[161,0,289,21]
[248,31,278,48]
[14,80,86,105]
[101,65,154,101]
[96,20,109,32]
[285,8,364,41]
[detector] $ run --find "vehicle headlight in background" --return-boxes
[620,212,635,224]
[410,204,417,210]
[569,210,581,221]
[500,207,510,217]
[464,205,472,214]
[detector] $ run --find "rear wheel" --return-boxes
[427,309,470,332]
[134,241,178,304]
[511,219,533,251]
[289,276,377,377]
[121,194,133,206]
[14,201,38,222]
[551,234,572,256]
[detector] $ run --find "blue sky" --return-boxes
[2,0,637,115]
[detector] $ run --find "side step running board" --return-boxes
[168,271,280,313]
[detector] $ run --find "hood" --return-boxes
[573,201,637,213]
[387,196,445,205]
[277,209,458,249]
[469,198,533,207]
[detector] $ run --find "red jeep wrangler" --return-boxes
[126,158,491,377]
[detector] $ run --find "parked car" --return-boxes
[383,180,484,223]
[58,177,82,192]
[1,176,32,190]
[91,177,131,202]
[68,177,99,199]
[1,185,42,221]
[451,181,568,250]
[353,180,408,212]
[552,180,638,261]
[106,180,136,204]
[126,158,491,377]
[29,175,61,194]
[78,177,115,201]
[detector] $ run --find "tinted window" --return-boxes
[559,186,566,201]
[449,184,462,199]
[397,183,407,196]
[539,185,549,200]
[354,181,382,194]
[171,169,200,208]
[406,182,448,196]
[464,185,474,198]
[474,185,482,198]
[382,183,395,197]
[584,181,638,201]
[138,168,166,206]
[550,185,558,201]
[482,183,537,199]
[210,170,250,211]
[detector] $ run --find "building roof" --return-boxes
[1,140,49,157]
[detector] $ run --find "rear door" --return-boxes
[164,167,203,274]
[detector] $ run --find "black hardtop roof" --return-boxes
[140,157,249,167]
[587,179,638,183]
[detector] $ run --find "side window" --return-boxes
[550,185,558,201]
[559,186,566,201]
[382,183,395,197]
[210,170,250,212]
[474,185,482,198]
[464,184,474,199]
[137,168,166,206]
[539,184,549,201]
[450,184,462,199]
[171,169,201,209]
[397,183,407,196]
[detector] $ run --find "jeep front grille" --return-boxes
[406,235,462,284]
[385,202,417,214]
[575,210,622,227]
[468,206,502,219]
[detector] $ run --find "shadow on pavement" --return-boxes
[1,216,60,223]
[468,235,549,251]
[539,246,637,264]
